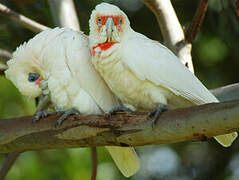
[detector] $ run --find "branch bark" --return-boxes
[141,0,194,73]
[0,95,50,179]
[0,3,48,33]
[1,98,239,154]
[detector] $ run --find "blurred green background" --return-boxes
[1,0,239,180]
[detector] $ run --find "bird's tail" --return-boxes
[214,132,238,147]
[105,146,140,177]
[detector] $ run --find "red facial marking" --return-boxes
[35,76,42,85]
[97,15,123,32]
[92,42,116,56]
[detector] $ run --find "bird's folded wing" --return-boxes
[121,34,218,105]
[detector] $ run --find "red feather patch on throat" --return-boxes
[92,42,115,56]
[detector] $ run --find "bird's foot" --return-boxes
[33,110,57,123]
[149,104,168,127]
[55,108,80,127]
[109,106,133,115]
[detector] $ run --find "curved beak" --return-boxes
[105,17,114,40]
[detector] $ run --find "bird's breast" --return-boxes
[93,56,161,110]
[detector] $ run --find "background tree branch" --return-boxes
[48,0,80,31]
[185,0,208,43]
[0,3,49,33]
[0,64,7,75]
[141,0,194,73]
[0,49,12,62]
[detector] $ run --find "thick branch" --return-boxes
[0,95,51,179]
[141,0,194,73]
[0,3,48,33]
[0,99,239,154]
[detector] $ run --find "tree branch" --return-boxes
[0,99,239,154]
[0,49,11,75]
[0,3,49,33]
[0,95,50,179]
[141,0,194,73]
[0,49,12,62]
[90,147,97,180]
[0,64,7,75]
[185,0,208,43]
[47,0,80,31]
[211,83,239,102]
[234,0,239,20]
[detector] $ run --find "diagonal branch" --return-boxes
[141,0,194,73]
[47,0,80,31]
[0,99,239,154]
[234,0,239,20]
[185,0,208,43]
[0,3,49,33]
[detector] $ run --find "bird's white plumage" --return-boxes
[89,3,237,147]
[5,27,140,177]
[121,32,218,105]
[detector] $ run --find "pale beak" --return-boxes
[105,17,114,40]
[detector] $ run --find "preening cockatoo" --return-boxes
[5,27,139,177]
[89,3,237,147]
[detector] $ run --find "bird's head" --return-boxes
[4,29,56,98]
[89,3,130,46]
[5,45,44,98]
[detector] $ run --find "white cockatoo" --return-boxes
[5,27,139,177]
[89,3,237,147]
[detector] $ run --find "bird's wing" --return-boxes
[63,30,120,112]
[121,33,218,105]
[121,33,237,147]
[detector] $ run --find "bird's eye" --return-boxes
[28,73,40,82]
[97,17,102,25]
[118,18,122,25]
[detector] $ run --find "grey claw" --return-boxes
[109,106,133,115]
[33,110,57,123]
[55,109,80,127]
[149,104,168,128]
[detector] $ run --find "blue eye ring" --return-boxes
[97,17,101,25]
[28,73,40,82]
